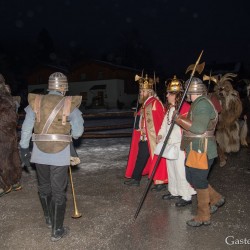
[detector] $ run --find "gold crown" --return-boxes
[135,74,156,90]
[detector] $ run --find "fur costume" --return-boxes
[213,73,248,167]
[247,82,250,102]
[239,79,250,144]
[0,80,22,191]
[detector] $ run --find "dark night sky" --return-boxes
[1,0,250,74]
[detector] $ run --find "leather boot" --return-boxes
[186,188,211,227]
[51,200,69,242]
[39,194,52,228]
[208,185,225,214]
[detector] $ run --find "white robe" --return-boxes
[158,106,196,200]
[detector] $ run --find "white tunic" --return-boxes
[158,106,196,200]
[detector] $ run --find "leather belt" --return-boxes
[183,130,215,138]
[32,133,72,142]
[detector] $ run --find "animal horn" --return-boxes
[219,73,237,84]
[135,75,141,81]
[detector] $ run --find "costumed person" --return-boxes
[124,74,167,188]
[174,77,225,227]
[19,72,84,241]
[211,73,247,167]
[156,76,196,206]
[0,73,22,197]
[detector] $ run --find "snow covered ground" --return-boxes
[74,115,134,172]
[75,137,132,173]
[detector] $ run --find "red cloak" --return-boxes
[125,96,167,182]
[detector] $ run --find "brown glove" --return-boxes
[174,113,192,130]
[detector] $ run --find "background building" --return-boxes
[26,60,140,110]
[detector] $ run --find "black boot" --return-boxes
[51,200,69,242]
[151,184,167,192]
[124,179,140,186]
[39,194,52,229]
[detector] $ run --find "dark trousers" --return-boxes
[132,141,150,181]
[185,158,215,189]
[36,164,69,204]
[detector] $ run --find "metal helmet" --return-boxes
[48,72,68,92]
[166,75,183,93]
[185,77,207,95]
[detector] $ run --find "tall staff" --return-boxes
[134,51,205,220]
